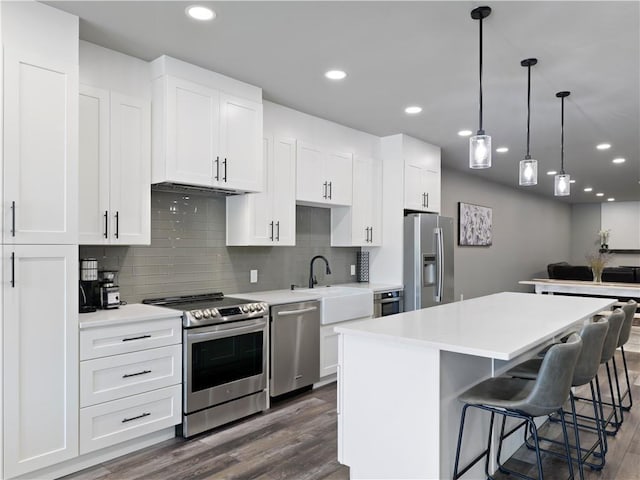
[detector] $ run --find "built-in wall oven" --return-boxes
[373,289,404,317]
[143,293,269,438]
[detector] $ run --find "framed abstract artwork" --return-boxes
[458,202,492,246]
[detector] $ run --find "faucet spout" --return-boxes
[309,255,332,288]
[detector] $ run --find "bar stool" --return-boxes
[506,318,609,479]
[613,300,637,412]
[572,309,625,438]
[453,334,582,480]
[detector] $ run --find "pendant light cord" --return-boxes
[526,65,531,157]
[478,16,484,133]
[560,96,565,173]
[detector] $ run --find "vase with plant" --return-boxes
[586,251,613,283]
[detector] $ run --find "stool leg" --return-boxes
[559,408,576,480]
[605,361,623,431]
[589,379,607,467]
[595,375,613,444]
[529,417,545,480]
[619,346,633,411]
[569,393,584,480]
[483,411,496,478]
[453,404,470,480]
[612,356,626,418]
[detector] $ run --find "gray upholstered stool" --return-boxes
[453,334,582,480]
[506,318,609,478]
[613,300,637,412]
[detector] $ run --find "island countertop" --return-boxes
[334,291,616,360]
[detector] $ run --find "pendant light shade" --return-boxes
[519,58,538,186]
[469,6,492,169]
[554,91,571,196]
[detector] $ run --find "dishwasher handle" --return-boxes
[275,306,318,317]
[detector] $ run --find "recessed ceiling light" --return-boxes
[547,170,557,175]
[596,192,604,197]
[185,5,215,21]
[325,70,347,80]
[612,157,626,164]
[405,106,422,114]
[569,179,576,184]
[458,130,472,137]
[584,187,593,192]
[596,143,611,150]
[607,198,615,202]
[495,147,509,153]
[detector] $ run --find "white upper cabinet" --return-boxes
[296,142,353,207]
[226,135,296,246]
[402,135,441,213]
[79,85,150,245]
[3,6,78,244]
[331,156,382,246]
[151,57,264,193]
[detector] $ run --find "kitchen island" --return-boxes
[335,292,616,479]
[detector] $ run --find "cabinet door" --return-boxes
[271,137,297,245]
[3,245,78,478]
[326,151,353,206]
[219,94,263,192]
[351,157,373,245]
[165,76,218,186]
[404,163,426,211]
[79,85,110,244]
[248,136,274,245]
[109,93,151,245]
[3,49,78,244]
[296,142,325,203]
[422,169,441,214]
[368,158,383,246]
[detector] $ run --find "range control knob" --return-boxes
[241,306,249,313]
[256,304,263,312]
[202,309,211,318]
[192,310,203,320]
[249,304,256,312]
[210,309,218,317]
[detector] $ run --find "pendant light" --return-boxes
[519,58,538,186]
[554,91,571,196]
[469,6,492,169]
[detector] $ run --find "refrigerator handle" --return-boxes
[435,227,443,302]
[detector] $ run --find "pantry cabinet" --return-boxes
[3,47,78,245]
[3,245,78,478]
[152,72,263,193]
[331,156,382,246]
[296,142,353,207]
[79,85,151,245]
[226,135,296,246]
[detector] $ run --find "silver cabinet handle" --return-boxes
[425,193,429,208]
[269,221,274,241]
[275,221,280,241]
[214,156,220,181]
[10,252,15,288]
[11,201,16,237]
[328,181,332,199]
[322,181,328,199]
[122,412,150,423]
[122,334,151,342]
[370,226,373,243]
[115,211,119,239]
[223,158,228,182]
[104,210,109,238]
[122,370,151,379]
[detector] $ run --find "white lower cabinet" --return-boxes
[3,245,79,479]
[320,318,372,378]
[80,385,182,455]
[79,316,182,454]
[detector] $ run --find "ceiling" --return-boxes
[49,1,640,203]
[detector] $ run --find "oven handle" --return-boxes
[186,319,267,341]
[375,298,402,305]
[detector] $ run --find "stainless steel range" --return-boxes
[143,293,269,438]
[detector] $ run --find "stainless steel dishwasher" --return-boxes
[270,300,321,397]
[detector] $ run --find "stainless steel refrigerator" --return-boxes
[403,213,455,311]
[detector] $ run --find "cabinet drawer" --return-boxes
[81,317,182,360]
[80,384,181,454]
[81,345,182,407]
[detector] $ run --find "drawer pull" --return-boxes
[122,369,152,379]
[122,412,151,423]
[122,335,151,342]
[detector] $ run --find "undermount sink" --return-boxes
[292,286,373,325]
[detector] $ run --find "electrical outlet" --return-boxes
[250,270,258,283]
[350,264,356,276]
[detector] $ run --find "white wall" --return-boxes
[441,168,572,299]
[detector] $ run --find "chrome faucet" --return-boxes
[309,255,332,288]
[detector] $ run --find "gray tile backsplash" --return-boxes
[80,191,360,303]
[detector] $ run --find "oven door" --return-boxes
[184,317,267,414]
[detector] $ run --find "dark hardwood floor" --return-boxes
[63,350,640,480]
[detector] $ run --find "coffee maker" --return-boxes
[99,270,121,309]
[79,258,99,313]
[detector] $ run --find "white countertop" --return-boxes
[334,282,404,293]
[334,292,616,360]
[79,303,181,329]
